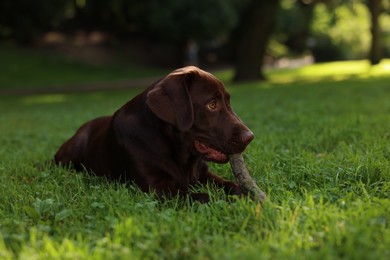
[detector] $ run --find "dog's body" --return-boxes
[54,66,254,202]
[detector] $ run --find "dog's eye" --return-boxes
[207,100,217,110]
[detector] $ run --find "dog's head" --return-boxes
[146,66,254,163]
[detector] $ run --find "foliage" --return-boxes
[275,0,390,62]
[1,61,390,258]
[311,2,371,61]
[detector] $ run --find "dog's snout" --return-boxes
[241,130,254,145]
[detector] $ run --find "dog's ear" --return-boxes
[146,68,195,131]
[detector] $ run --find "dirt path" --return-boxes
[0,76,161,95]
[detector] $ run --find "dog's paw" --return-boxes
[223,182,243,196]
[190,193,210,203]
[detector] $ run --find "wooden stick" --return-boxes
[228,154,266,202]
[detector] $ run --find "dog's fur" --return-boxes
[54,66,254,202]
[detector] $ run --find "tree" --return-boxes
[368,0,383,64]
[234,0,280,82]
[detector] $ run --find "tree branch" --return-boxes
[229,154,266,202]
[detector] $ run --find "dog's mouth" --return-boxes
[194,140,228,163]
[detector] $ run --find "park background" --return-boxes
[1,0,390,259]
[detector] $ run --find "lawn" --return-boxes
[0,55,389,259]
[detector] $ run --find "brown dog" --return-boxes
[54,66,254,202]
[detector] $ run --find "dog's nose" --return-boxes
[241,130,254,145]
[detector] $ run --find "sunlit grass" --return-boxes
[267,59,390,84]
[213,59,390,86]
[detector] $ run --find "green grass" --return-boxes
[1,59,390,259]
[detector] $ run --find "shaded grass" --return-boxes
[0,46,166,89]
[0,62,390,259]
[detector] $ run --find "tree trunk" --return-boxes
[285,0,315,54]
[368,0,382,65]
[234,0,280,82]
